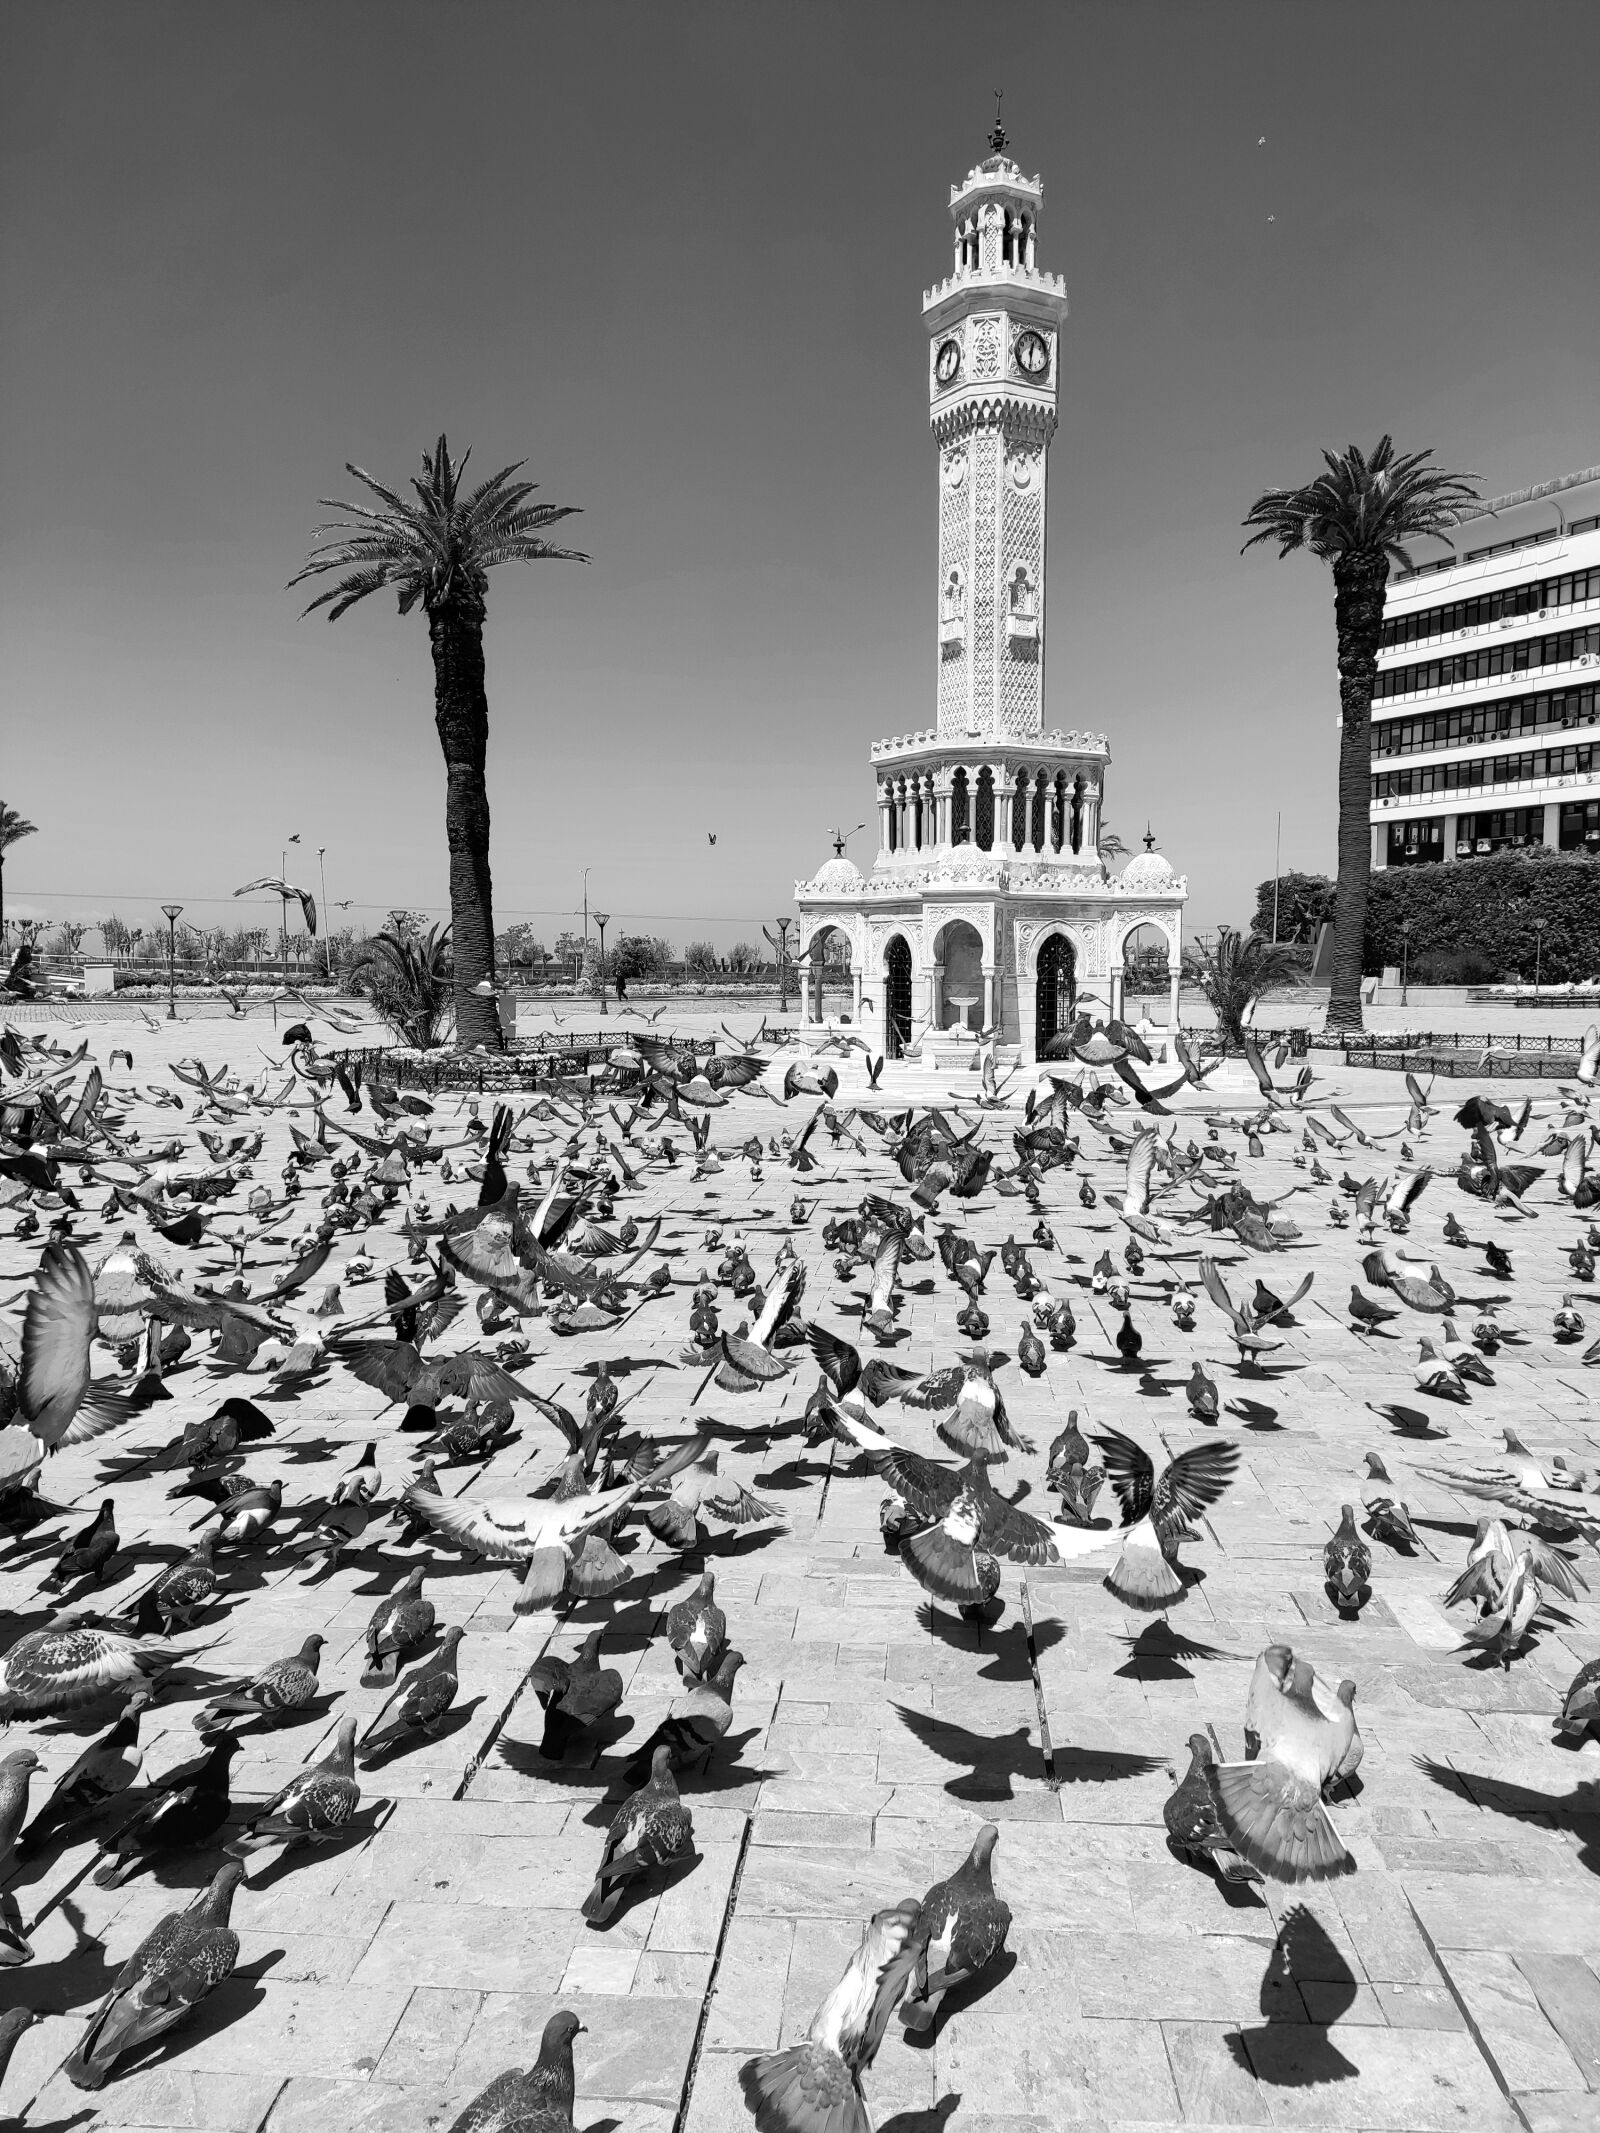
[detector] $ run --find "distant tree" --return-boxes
[292,436,586,1050]
[1252,872,1336,946]
[101,915,132,959]
[727,941,761,975]
[1244,437,1480,1030]
[684,941,717,979]
[553,930,584,982]
[614,933,671,983]
[1098,819,1129,862]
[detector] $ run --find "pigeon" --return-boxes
[1208,1645,1356,1882]
[194,1632,325,1732]
[904,1348,1031,1463]
[1557,1656,1600,1740]
[1091,1428,1240,1608]
[41,1497,119,1592]
[624,1649,746,1781]
[1163,1732,1262,1885]
[445,2009,584,2133]
[667,1568,728,1685]
[0,1750,40,1874]
[65,1860,244,2089]
[643,1448,782,1549]
[525,1629,624,1759]
[1348,1286,1400,1334]
[0,1619,197,1719]
[580,1743,695,1925]
[1458,1553,1540,1666]
[741,1899,926,2133]
[1046,1412,1104,1526]
[18,1241,140,1449]
[93,1733,240,1885]
[1362,1495,1416,1550]
[1115,1308,1143,1365]
[16,1702,146,1855]
[1323,1505,1372,1611]
[148,1533,223,1630]
[358,1626,466,1764]
[1186,1362,1219,1424]
[228,1715,360,1860]
[899,1823,1012,2035]
[362,1565,435,1685]
[0,2010,40,2097]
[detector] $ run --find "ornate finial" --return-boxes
[1143,824,1156,852]
[989,89,1007,154]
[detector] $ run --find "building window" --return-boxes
[1455,806,1547,857]
[1371,683,1600,760]
[1376,621,1600,701]
[1560,800,1600,852]
[1381,565,1600,651]
[1387,817,1445,867]
[951,768,970,846]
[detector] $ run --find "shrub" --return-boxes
[1253,872,1336,945]
[345,922,454,1048]
[1364,849,1600,985]
[1183,929,1300,1050]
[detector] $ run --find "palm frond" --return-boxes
[1243,437,1481,570]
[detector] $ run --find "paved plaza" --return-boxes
[1,1005,1599,2132]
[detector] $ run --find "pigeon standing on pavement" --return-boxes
[229,1715,360,1862]
[446,2009,584,2133]
[624,1649,745,1781]
[17,1703,146,1856]
[525,1629,624,1760]
[1323,1505,1372,1612]
[65,1860,245,2089]
[580,1744,695,1926]
[0,1750,40,1873]
[93,1733,241,1887]
[1163,1732,1263,1886]
[667,1568,728,1685]
[362,1564,435,1685]
[359,1626,466,1764]
[195,1633,325,1732]
[899,1823,1012,2034]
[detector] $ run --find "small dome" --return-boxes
[809,855,863,891]
[1120,847,1176,891]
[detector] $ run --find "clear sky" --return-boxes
[4,0,1597,951]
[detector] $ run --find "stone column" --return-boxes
[931,960,945,1033]
[851,965,863,1024]
[1167,961,1181,1032]
[1109,968,1123,1022]
[981,965,995,1033]
[877,788,892,859]
[932,774,953,852]
[1083,779,1102,856]
[796,954,812,1026]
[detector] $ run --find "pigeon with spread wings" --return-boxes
[1091,1426,1241,1607]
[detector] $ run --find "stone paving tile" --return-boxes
[3,1013,1600,2131]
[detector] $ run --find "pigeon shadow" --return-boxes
[1225,1398,1280,1428]
[893,1706,1039,1800]
[1114,1620,1233,1681]
[0,1895,117,2019]
[899,1957,1017,2049]
[1226,1905,1360,2086]
[1415,1757,1600,1874]
[877,2094,961,2133]
[973,1618,1065,1683]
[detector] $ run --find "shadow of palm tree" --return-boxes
[1227,1905,1360,2086]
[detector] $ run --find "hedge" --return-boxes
[1364,849,1600,983]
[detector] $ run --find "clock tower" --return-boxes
[923,117,1068,741]
[795,125,1187,1066]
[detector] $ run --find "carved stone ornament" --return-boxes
[942,448,967,490]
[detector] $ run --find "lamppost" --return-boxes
[162,904,184,1021]
[594,914,610,1016]
[317,847,330,980]
[1533,914,1549,992]
[764,917,795,1013]
[1398,918,1413,1008]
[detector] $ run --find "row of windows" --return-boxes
[1385,801,1600,867]
[1395,512,1600,582]
[1375,621,1600,700]
[1372,741,1600,802]
[1372,683,1600,759]
[1381,566,1600,651]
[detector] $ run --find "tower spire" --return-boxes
[989,88,1007,155]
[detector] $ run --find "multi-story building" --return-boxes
[1370,467,1600,869]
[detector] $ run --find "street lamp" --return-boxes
[594,913,610,1017]
[317,847,330,979]
[1399,917,1413,1009]
[1533,915,1549,992]
[162,904,184,1021]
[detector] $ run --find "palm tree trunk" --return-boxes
[429,596,502,1050]
[1326,551,1388,1033]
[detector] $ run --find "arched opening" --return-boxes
[1069,774,1085,855]
[935,919,984,1032]
[884,936,913,1058]
[1035,932,1076,1052]
[1011,771,1027,851]
[1031,772,1046,852]
[806,925,852,1024]
[1050,773,1067,853]
[951,769,970,846]
[886,783,898,854]
[1120,922,1173,1021]
[975,768,995,852]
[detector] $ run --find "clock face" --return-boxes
[934,338,961,386]
[1015,329,1050,379]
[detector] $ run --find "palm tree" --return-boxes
[1243,438,1480,1032]
[291,437,586,1049]
[1184,928,1300,1052]
[0,804,37,949]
